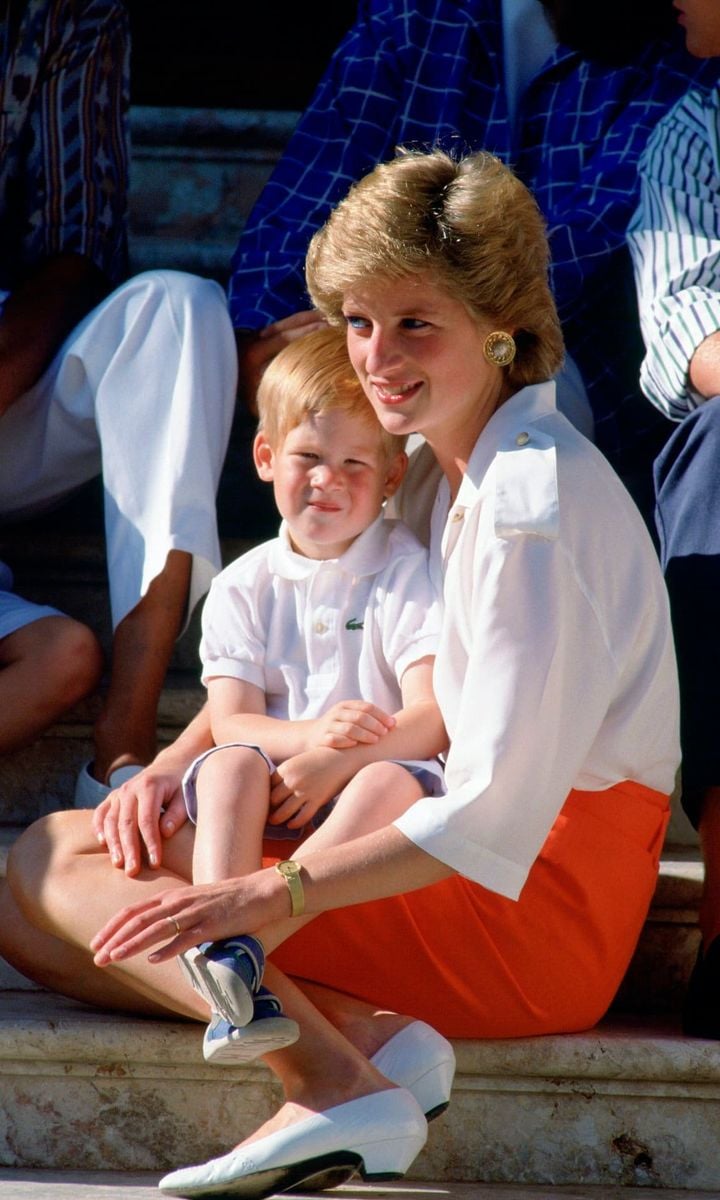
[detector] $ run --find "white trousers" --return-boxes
[0,270,237,629]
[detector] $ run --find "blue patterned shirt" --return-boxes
[229,0,716,471]
[0,0,129,292]
[628,82,720,421]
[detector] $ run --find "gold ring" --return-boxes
[166,915,181,936]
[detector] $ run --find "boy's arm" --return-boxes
[269,656,447,827]
[208,677,396,760]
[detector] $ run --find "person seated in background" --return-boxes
[229,0,717,522]
[0,0,237,803]
[627,0,720,1039]
[0,561,102,759]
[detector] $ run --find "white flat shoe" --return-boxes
[158,1087,427,1199]
[371,1020,456,1120]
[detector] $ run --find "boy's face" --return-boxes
[674,0,720,56]
[343,272,507,458]
[253,409,406,560]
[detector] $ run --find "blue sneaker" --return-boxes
[203,989,300,1064]
[178,934,265,1027]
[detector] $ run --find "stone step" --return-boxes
[127,105,299,282]
[1,1176,716,1200]
[1,989,719,1190]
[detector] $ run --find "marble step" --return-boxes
[1,1179,716,1200]
[0,990,719,1190]
[127,105,299,282]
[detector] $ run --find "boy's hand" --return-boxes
[309,700,395,750]
[268,746,349,828]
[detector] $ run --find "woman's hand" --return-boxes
[269,747,351,828]
[92,762,188,876]
[309,700,396,749]
[90,869,284,967]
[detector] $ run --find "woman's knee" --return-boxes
[7,810,96,917]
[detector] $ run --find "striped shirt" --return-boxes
[0,0,129,292]
[229,0,715,472]
[628,83,720,421]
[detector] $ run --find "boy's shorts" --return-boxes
[182,740,446,842]
[0,561,64,642]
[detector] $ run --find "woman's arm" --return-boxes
[91,822,454,967]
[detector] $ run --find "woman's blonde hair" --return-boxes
[256,325,406,457]
[305,148,564,389]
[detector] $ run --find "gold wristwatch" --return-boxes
[275,859,305,917]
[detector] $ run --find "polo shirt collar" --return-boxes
[267,512,397,580]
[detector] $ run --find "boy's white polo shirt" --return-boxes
[394,381,680,901]
[200,514,441,720]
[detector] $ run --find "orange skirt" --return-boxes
[263,781,669,1039]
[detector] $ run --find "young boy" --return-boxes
[178,326,447,1063]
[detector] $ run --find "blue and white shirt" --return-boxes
[628,82,720,420]
[229,0,715,472]
[0,0,129,292]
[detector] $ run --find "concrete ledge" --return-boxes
[1,992,719,1188]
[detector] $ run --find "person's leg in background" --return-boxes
[0,270,237,801]
[655,396,720,1035]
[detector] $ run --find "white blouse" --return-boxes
[393,382,680,899]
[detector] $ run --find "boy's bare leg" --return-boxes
[0,617,102,754]
[259,761,426,954]
[192,746,271,881]
[92,549,192,781]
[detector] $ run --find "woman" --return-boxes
[1,150,679,1198]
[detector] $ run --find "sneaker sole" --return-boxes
[204,1016,300,1064]
[177,947,255,1027]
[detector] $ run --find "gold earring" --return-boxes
[483,331,516,367]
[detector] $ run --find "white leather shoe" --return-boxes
[371,1020,456,1120]
[158,1087,427,1198]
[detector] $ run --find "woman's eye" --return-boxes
[402,318,429,330]
[344,315,369,330]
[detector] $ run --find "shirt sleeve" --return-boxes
[199,569,267,691]
[538,43,716,319]
[376,547,442,684]
[22,0,130,284]
[228,0,408,330]
[627,85,720,419]
[394,518,620,901]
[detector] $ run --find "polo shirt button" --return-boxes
[516,431,530,446]
[451,510,464,523]
[315,621,327,634]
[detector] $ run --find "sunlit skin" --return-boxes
[253,409,407,560]
[342,273,514,498]
[673,0,720,56]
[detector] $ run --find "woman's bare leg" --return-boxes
[5,809,206,1019]
[0,877,183,1017]
[224,966,401,1152]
